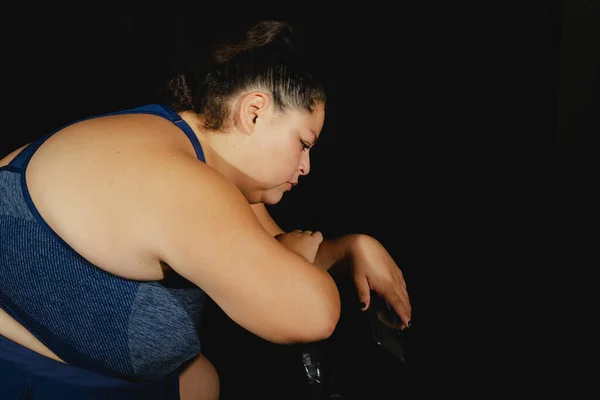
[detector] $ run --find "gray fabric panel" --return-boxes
[128,282,202,379]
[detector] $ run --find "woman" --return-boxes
[0,20,410,399]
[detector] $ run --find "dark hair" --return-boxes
[162,20,327,131]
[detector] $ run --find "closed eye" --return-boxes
[300,141,311,151]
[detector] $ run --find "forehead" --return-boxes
[283,103,325,134]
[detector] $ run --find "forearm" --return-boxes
[249,203,362,271]
[313,234,361,271]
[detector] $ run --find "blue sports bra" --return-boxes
[0,104,207,380]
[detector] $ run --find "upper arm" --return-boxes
[250,203,285,236]
[139,154,340,343]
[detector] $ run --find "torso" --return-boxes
[0,145,65,362]
[0,113,200,364]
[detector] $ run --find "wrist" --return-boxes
[345,233,373,257]
[321,234,369,275]
[313,233,360,271]
[338,233,374,266]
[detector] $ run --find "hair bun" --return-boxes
[211,20,299,64]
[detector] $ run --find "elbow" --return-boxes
[310,305,340,342]
[300,301,340,343]
[315,290,341,340]
[251,269,341,345]
[274,311,339,345]
[309,275,342,341]
[278,284,341,345]
[301,275,341,342]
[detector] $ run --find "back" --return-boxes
[0,104,208,379]
[1,101,341,376]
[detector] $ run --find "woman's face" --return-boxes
[241,101,325,205]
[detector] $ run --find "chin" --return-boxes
[260,190,285,205]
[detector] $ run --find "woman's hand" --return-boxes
[348,235,412,329]
[275,230,324,264]
[274,230,411,328]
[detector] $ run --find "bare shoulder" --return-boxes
[23,112,213,280]
[19,112,340,343]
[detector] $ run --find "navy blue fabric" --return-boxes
[0,334,180,399]
[0,104,208,390]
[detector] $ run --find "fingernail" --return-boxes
[407,320,412,329]
[359,302,366,309]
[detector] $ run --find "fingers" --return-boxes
[394,274,411,315]
[379,276,412,330]
[291,229,323,243]
[392,272,411,326]
[387,268,411,321]
[388,292,411,330]
[371,288,409,329]
[396,268,409,302]
[354,276,371,311]
[311,231,323,244]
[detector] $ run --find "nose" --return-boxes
[298,151,311,176]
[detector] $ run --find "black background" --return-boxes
[4,0,595,398]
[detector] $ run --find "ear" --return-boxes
[235,91,271,135]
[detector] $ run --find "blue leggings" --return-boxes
[0,334,180,399]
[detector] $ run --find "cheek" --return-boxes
[269,138,300,162]
[264,143,300,178]
[254,130,300,179]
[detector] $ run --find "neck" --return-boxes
[178,111,249,194]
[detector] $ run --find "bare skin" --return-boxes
[178,353,220,400]
[0,144,326,400]
[0,94,339,400]
[0,93,410,399]
[250,203,412,328]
